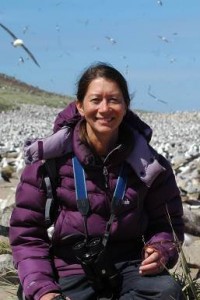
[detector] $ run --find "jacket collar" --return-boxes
[72,121,133,168]
[69,117,165,187]
[126,129,165,187]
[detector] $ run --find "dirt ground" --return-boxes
[0,285,18,300]
[0,177,19,200]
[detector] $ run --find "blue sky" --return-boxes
[0,0,199,112]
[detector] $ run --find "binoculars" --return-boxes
[73,237,121,294]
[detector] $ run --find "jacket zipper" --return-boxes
[103,166,109,189]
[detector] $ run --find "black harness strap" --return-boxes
[43,159,58,227]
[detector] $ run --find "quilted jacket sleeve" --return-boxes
[9,162,61,300]
[143,154,184,268]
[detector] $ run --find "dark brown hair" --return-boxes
[76,62,131,107]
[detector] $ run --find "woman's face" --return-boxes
[76,77,127,140]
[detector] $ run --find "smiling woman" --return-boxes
[9,62,184,300]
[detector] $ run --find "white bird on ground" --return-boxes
[0,22,40,67]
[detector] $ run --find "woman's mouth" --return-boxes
[97,117,113,123]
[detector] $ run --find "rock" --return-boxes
[0,193,16,229]
[183,203,200,236]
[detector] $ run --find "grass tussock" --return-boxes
[170,248,200,299]
[165,206,200,300]
[0,240,12,255]
[0,241,19,295]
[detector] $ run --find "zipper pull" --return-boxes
[103,166,109,189]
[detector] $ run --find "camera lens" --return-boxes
[89,237,101,247]
[73,241,85,250]
[73,240,87,258]
[88,237,103,256]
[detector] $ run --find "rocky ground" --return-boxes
[0,105,200,299]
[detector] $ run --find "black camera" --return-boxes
[73,237,121,294]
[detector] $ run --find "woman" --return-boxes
[10,62,184,300]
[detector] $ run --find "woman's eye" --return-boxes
[91,98,100,104]
[109,98,120,103]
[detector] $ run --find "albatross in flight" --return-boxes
[147,85,168,105]
[0,22,40,67]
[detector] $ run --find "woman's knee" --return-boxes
[120,274,184,299]
[159,276,183,299]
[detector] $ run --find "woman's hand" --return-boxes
[40,293,59,300]
[139,246,166,276]
[40,293,61,300]
[40,293,71,300]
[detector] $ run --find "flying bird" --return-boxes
[157,0,163,5]
[158,35,169,43]
[147,86,168,105]
[105,36,117,45]
[0,22,40,67]
[22,25,29,34]
[18,56,25,65]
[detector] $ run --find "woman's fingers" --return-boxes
[142,248,160,265]
[139,247,165,275]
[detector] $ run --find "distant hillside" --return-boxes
[0,73,74,111]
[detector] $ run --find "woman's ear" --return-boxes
[76,100,85,116]
[125,106,128,116]
[123,106,128,118]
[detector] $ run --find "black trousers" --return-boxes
[59,260,184,300]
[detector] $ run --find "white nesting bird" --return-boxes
[0,22,40,67]
[14,151,25,177]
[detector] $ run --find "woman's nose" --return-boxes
[99,100,109,112]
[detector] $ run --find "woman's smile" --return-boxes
[96,116,114,123]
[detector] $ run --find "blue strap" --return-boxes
[72,156,89,216]
[72,156,127,216]
[72,156,88,200]
[112,164,127,210]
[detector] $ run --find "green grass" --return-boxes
[0,90,73,111]
[0,240,12,255]
[0,240,19,294]
[0,72,74,111]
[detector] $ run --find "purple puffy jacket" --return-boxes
[9,103,184,300]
